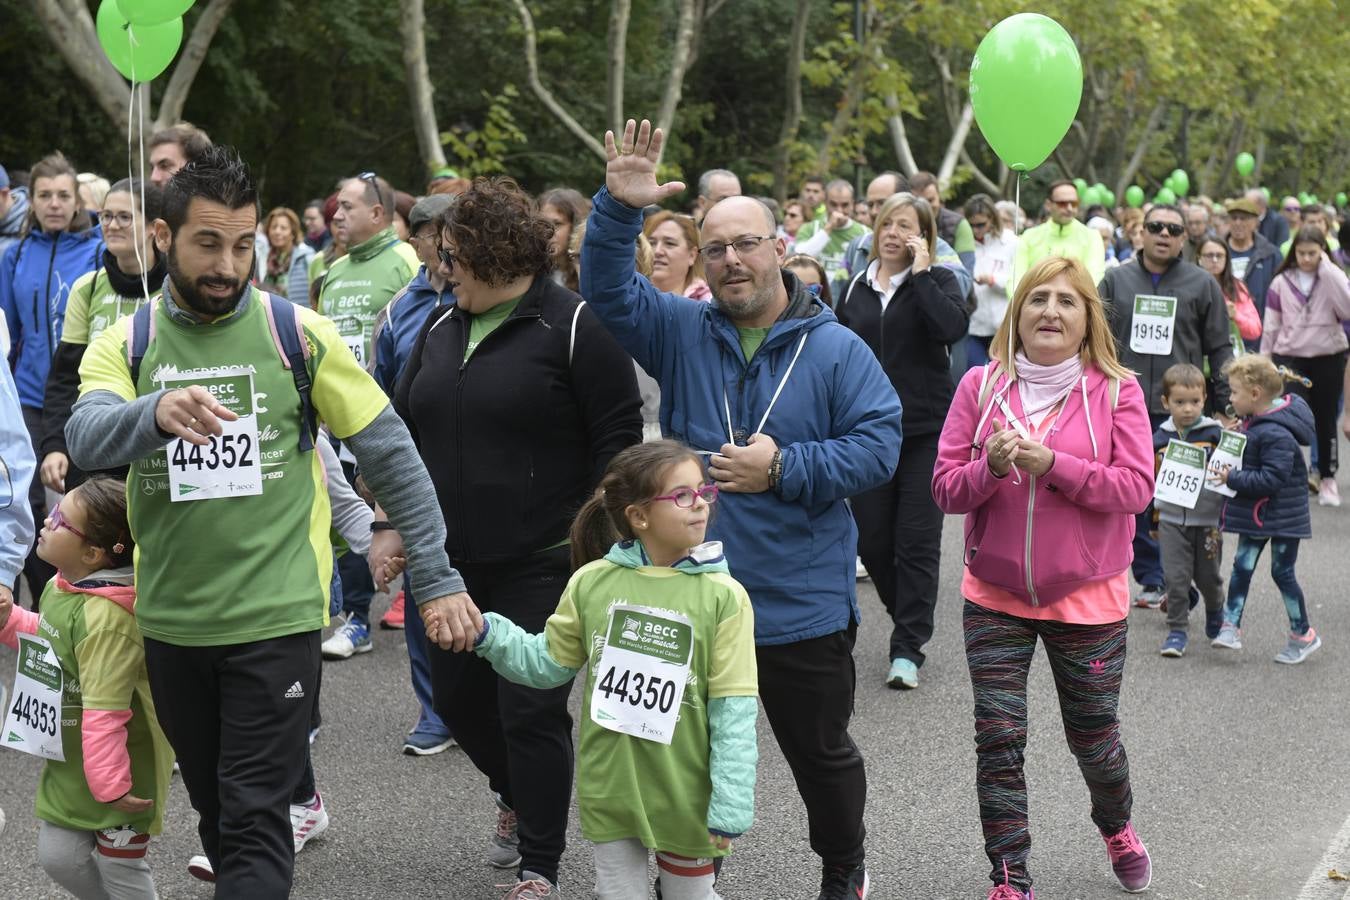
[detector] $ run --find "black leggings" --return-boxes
[1274,351,1346,478]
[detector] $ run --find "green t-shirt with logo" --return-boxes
[62,269,155,346]
[77,288,389,646]
[464,297,522,361]
[736,326,772,363]
[30,578,174,834]
[316,227,419,369]
[533,554,757,858]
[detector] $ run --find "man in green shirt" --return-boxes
[793,179,870,285]
[317,171,422,658]
[1009,179,1108,296]
[67,147,481,896]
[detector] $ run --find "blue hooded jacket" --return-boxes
[0,225,103,408]
[1221,393,1314,539]
[370,264,452,395]
[581,187,903,645]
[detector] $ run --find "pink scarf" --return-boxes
[1015,351,1082,429]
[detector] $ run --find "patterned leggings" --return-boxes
[962,601,1133,892]
[1223,535,1309,634]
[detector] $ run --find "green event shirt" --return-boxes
[794,218,870,284]
[317,228,419,368]
[464,296,522,361]
[736,326,772,363]
[1009,218,1107,296]
[30,577,174,834]
[536,555,758,858]
[61,268,155,346]
[77,288,389,646]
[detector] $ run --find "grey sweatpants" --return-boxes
[593,838,721,900]
[37,821,158,900]
[1159,521,1224,632]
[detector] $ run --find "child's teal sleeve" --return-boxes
[706,694,758,838]
[475,612,580,690]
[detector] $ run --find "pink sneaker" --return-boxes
[1102,822,1152,892]
[988,861,1033,899]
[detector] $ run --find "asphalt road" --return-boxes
[2,467,1348,899]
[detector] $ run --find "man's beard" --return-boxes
[713,267,777,323]
[167,243,249,317]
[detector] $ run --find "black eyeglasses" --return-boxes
[1144,221,1185,237]
[358,170,387,209]
[437,246,456,269]
[698,235,775,262]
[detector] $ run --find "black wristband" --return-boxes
[370,520,397,533]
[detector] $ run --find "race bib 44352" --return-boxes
[160,367,264,502]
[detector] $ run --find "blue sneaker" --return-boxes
[1159,630,1187,658]
[1204,607,1224,639]
[403,729,456,756]
[886,658,918,690]
[321,614,372,659]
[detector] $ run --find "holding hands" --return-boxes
[605,119,686,209]
[420,592,485,653]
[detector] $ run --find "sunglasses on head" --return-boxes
[1144,221,1185,237]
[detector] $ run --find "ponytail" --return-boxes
[569,488,620,571]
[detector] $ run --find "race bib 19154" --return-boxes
[1130,295,1177,355]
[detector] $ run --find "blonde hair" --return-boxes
[1222,354,1284,398]
[642,210,704,286]
[867,192,936,265]
[990,256,1133,381]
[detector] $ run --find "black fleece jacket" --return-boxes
[394,274,642,564]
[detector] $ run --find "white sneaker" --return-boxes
[0,805,7,838]
[187,855,215,882]
[321,615,372,660]
[1318,479,1340,507]
[291,793,329,854]
[855,557,870,581]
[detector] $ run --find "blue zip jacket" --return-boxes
[0,226,103,408]
[370,264,452,395]
[0,349,35,583]
[1221,394,1314,539]
[581,187,903,645]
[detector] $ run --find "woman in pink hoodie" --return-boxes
[933,256,1154,900]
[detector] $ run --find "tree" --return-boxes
[398,0,448,176]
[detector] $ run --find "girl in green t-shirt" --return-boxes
[464,441,759,900]
[0,477,172,900]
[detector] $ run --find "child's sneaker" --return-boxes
[817,863,868,899]
[1318,479,1340,507]
[988,862,1034,899]
[187,855,215,882]
[1159,630,1187,657]
[1204,607,1224,639]
[1274,628,1321,665]
[290,792,328,854]
[1101,822,1152,892]
[1134,585,1164,609]
[1211,622,1242,650]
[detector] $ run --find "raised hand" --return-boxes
[604,119,686,209]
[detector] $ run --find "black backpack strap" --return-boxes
[126,300,155,388]
[262,293,317,453]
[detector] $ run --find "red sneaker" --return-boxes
[380,591,405,630]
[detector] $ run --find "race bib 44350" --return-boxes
[590,605,693,746]
[160,367,263,502]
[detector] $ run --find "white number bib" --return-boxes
[162,367,263,502]
[1129,295,1177,355]
[335,316,369,368]
[590,605,693,746]
[3,635,65,761]
[1204,429,1247,498]
[1230,256,1250,282]
[1154,439,1206,509]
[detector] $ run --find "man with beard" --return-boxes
[582,119,901,900]
[65,146,479,895]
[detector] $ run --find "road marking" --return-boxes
[1297,809,1350,900]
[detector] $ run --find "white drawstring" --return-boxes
[1080,375,1099,459]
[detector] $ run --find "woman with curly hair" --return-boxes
[388,176,643,899]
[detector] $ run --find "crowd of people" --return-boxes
[0,113,1346,900]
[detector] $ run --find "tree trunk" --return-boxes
[1114,100,1166,200]
[884,93,918,177]
[31,0,131,127]
[606,0,631,136]
[935,102,973,190]
[512,0,607,160]
[653,0,699,164]
[395,0,448,175]
[153,0,237,129]
[770,0,810,203]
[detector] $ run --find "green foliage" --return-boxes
[440,85,527,179]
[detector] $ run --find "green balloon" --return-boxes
[97,0,182,81]
[1170,169,1189,197]
[1074,178,1088,200]
[117,0,194,26]
[1261,187,1271,202]
[1125,185,1145,208]
[1337,192,1347,208]
[969,14,1083,172]
[1155,187,1176,205]
[1298,192,1311,206]
[1163,175,1177,195]
[1235,152,1255,177]
[1083,186,1103,207]
[1308,194,1319,206]
[1102,189,1116,208]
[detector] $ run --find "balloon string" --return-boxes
[122,24,151,301]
